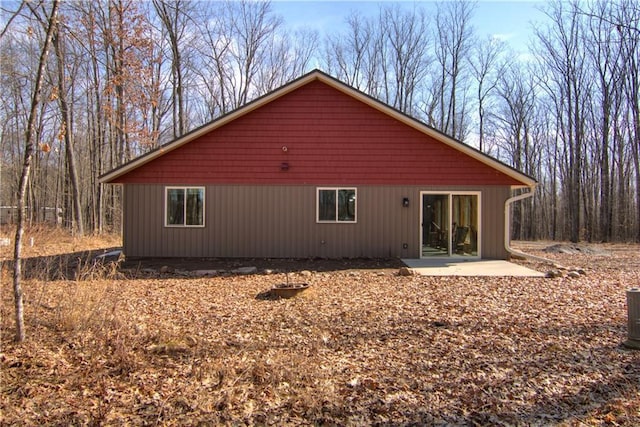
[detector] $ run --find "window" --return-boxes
[165,187,204,227]
[317,188,356,223]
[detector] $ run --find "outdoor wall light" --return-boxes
[402,197,410,207]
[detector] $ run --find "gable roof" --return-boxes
[99,69,536,187]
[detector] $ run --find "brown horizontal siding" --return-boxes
[123,184,512,259]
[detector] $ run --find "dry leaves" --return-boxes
[1,241,639,425]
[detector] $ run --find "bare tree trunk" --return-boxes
[152,0,195,138]
[13,0,60,343]
[52,22,84,236]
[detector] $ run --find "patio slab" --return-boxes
[402,258,545,277]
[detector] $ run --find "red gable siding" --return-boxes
[116,81,521,186]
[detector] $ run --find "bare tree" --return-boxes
[492,62,539,239]
[469,36,507,152]
[192,8,234,119]
[227,0,281,108]
[535,0,590,242]
[192,0,312,122]
[431,0,475,140]
[324,11,374,90]
[255,28,319,93]
[323,5,431,115]
[51,9,84,236]
[581,0,626,242]
[151,0,194,138]
[380,4,430,114]
[12,0,60,342]
[615,0,640,241]
[0,1,26,40]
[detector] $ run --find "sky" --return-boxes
[271,0,548,53]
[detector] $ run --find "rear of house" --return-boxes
[101,70,536,260]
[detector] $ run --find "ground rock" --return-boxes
[398,267,414,276]
[299,270,312,277]
[545,269,563,278]
[232,266,258,275]
[194,270,218,277]
[543,243,610,255]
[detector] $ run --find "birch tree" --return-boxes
[12,0,60,342]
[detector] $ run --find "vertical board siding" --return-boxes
[124,184,512,259]
[480,186,511,259]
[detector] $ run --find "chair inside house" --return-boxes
[453,226,469,254]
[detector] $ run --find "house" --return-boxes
[100,70,536,260]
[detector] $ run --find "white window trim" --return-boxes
[316,187,357,223]
[164,186,206,228]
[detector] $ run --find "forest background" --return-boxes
[1,0,638,244]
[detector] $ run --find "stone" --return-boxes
[194,270,218,277]
[567,271,581,278]
[299,270,312,277]
[545,269,562,278]
[95,250,122,260]
[159,265,173,274]
[232,266,258,275]
[398,267,414,276]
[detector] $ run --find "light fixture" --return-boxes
[402,197,410,207]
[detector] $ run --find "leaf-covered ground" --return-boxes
[1,239,639,425]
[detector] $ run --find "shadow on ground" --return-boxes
[2,247,123,280]
[122,256,404,275]
[2,251,404,281]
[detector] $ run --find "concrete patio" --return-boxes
[402,258,545,277]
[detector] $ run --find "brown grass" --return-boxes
[0,225,121,261]
[0,226,122,282]
[1,233,639,425]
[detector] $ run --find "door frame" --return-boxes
[419,191,482,259]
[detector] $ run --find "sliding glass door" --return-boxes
[421,192,480,257]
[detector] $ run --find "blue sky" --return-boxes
[271,0,548,53]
